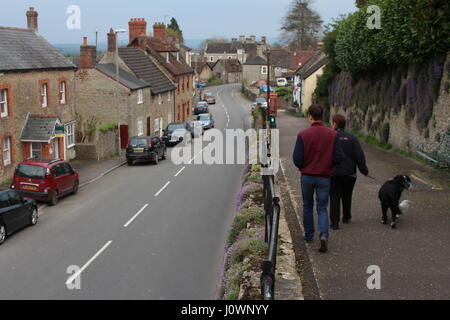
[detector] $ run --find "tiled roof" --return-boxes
[118,47,176,94]
[295,51,328,79]
[96,64,151,90]
[244,56,267,65]
[0,27,76,72]
[147,47,194,76]
[215,59,242,73]
[270,49,293,69]
[194,62,213,74]
[206,42,258,54]
[143,37,178,52]
[20,115,58,142]
[291,47,316,70]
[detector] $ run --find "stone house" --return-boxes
[0,8,77,185]
[76,31,176,150]
[127,19,195,123]
[212,59,242,84]
[293,51,328,112]
[270,49,295,79]
[194,62,214,82]
[242,56,274,86]
[204,35,267,64]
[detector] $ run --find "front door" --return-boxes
[120,125,129,149]
[147,117,151,136]
[53,138,59,159]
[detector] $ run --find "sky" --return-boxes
[1,0,357,45]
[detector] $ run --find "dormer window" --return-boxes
[176,52,180,61]
[166,52,170,63]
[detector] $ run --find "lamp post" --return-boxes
[114,29,126,153]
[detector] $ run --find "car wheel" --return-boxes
[50,190,59,206]
[0,224,6,245]
[72,181,79,195]
[30,207,38,226]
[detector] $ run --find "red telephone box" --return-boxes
[268,93,278,116]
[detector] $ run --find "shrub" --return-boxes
[227,208,265,247]
[99,122,118,133]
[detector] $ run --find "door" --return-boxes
[53,138,59,159]
[147,117,151,136]
[7,190,28,228]
[120,125,129,149]
[52,164,71,195]
[61,163,76,192]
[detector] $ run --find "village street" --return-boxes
[0,84,250,300]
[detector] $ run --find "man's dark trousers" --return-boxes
[330,175,357,226]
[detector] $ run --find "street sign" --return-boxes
[55,124,65,138]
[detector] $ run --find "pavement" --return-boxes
[277,110,450,300]
[0,84,253,300]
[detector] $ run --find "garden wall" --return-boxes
[328,53,450,153]
[75,129,119,161]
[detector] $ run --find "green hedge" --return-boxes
[99,122,118,133]
[335,0,450,73]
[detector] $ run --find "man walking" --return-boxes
[330,114,369,230]
[293,105,343,253]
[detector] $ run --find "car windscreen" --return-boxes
[197,114,210,120]
[256,98,266,103]
[16,164,47,179]
[129,137,148,147]
[167,124,185,132]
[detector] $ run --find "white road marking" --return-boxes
[65,240,113,286]
[188,156,197,164]
[155,181,171,197]
[174,166,186,177]
[124,203,149,228]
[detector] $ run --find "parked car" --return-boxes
[196,113,215,130]
[189,121,205,137]
[0,189,38,245]
[203,92,216,104]
[163,122,193,146]
[11,158,79,206]
[255,97,268,108]
[276,78,288,87]
[259,85,275,93]
[196,82,207,88]
[193,102,209,115]
[126,136,167,166]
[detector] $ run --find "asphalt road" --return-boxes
[277,111,450,300]
[0,84,252,300]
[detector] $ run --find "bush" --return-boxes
[227,208,265,247]
[99,122,118,133]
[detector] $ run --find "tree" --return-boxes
[355,0,368,8]
[167,17,183,43]
[280,0,323,49]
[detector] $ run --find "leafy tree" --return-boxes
[280,0,323,49]
[355,0,368,8]
[167,17,183,43]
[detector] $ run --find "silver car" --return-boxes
[196,113,215,130]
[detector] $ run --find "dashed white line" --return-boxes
[188,156,197,164]
[155,181,171,197]
[174,166,186,177]
[65,240,113,286]
[124,203,149,228]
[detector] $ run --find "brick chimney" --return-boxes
[80,37,97,69]
[261,36,266,44]
[128,18,147,43]
[153,22,166,39]
[107,28,116,52]
[26,7,38,30]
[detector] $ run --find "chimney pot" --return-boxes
[26,7,38,30]
[129,18,147,43]
[80,37,97,69]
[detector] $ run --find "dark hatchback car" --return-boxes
[163,122,194,146]
[126,136,167,165]
[193,102,209,115]
[11,158,79,206]
[0,189,38,245]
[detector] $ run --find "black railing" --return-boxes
[260,173,281,300]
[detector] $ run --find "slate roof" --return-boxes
[118,47,176,94]
[194,62,213,74]
[206,42,257,54]
[0,27,76,72]
[270,49,293,69]
[295,51,328,79]
[96,64,151,90]
[244,56,267,65]
[214,59,242,73]
[21,115,58,142]
[146,47,194,76]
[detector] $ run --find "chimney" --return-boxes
[239,35,245,43]
[153,22,166,39]
[249,35,256,43]
[128,18,147,43]
[107,28,116,52]
[26,7,38,30]
[261,36,266,44]
[80,37,97,69]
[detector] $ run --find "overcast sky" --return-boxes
[1,0,356,44]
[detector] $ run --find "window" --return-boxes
[41,82,48,107]
[154,119,160,133]
[209,56,214,62]
[158,94,162,105]
[0,89,8,118]
[65,123,75,148]
[59,81,67,105]
[168,91,172,102]
[166,52,170,63]
[261,66,268,75]
[53,164,65,177]
[137,120,144,136]
[2,137,11,166]
[31,142,41,158]
[168,113,172,124]
[137,89,143,104]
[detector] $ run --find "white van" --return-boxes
[276,78,288,87]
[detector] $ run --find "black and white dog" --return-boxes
[378,175,412,229]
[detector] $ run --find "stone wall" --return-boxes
[75,128,119,161]
[328,53,450,153]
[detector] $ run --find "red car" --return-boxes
[11,158,79,206]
